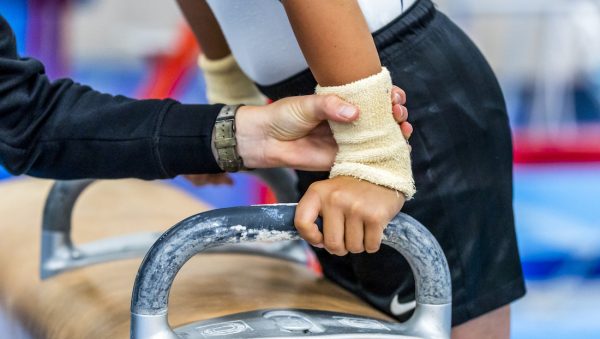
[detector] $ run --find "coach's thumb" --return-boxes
[309,94,359,123]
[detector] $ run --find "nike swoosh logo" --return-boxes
[390,295,416,316]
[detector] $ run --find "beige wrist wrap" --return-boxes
[315,68,416,199]
[199,54,267,105]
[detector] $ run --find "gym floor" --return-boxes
[513,164,600,338]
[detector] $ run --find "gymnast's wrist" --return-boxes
[316,67,416,199]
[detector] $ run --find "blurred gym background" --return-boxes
[1,0,599,338]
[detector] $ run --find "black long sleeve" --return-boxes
[0,15,223,179]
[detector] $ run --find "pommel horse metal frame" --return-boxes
[130,205,452,339]
[40,168,301,279]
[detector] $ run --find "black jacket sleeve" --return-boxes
[0,15,223,179]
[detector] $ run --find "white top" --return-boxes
[206,0,415,85]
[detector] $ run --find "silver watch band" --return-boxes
[213,104,246,172]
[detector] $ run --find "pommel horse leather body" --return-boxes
[0,179,389,338]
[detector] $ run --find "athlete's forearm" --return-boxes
[177,0,230,60]
[281,0,415,196]
[281,0,382,86]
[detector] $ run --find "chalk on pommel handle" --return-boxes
[130,204,452,339]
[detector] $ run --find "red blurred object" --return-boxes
[138,25,200,99]
[305,247,323,275]
[257,182,278,204]
[513,125,600,164]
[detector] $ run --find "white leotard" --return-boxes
[205,0,416,85]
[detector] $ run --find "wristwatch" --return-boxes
[213,104,247,172]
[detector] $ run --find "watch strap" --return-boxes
[214,104,246,172]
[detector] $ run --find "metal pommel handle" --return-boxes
[40,179,163,279]
[130,204,451,339]
[40,169,299,279]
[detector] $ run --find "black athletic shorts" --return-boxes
[257,0,526,326]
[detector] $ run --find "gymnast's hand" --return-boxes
[295,177,406,255]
